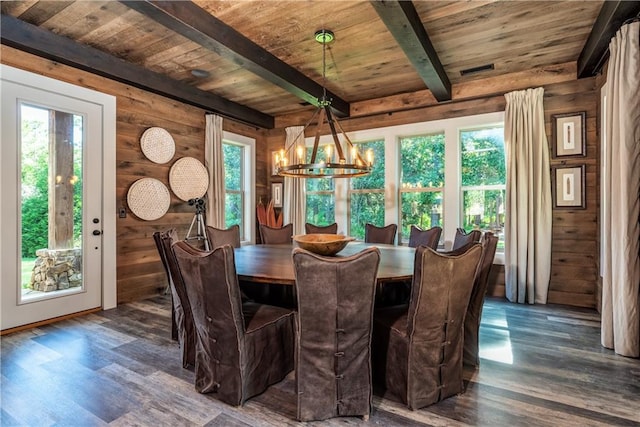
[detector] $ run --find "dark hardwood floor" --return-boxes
[2,296,639,426]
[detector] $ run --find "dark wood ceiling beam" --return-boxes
[120,0,350,117]
[578,1,640,78]
[0,14,273,129]
[370,0,451,102]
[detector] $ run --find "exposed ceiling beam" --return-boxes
[577,1,640,78]
[0,14,273,129]
[120,0,350,117]
[370,0,451,102]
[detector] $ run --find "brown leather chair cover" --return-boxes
[173,242,295,406]
[408,225,442,249]
[305,222,338,234]
[206,224,241,249]
[364,223,397,245]
[464,232,499,367]
[153,229,196,368]
[373,244,482,410]
[452,228,481,250]
[292,247,380,421]
[259,223,293,244]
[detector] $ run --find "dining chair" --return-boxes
[408,225,442,249]
[153,229,196,369]
[464,231,499,367]
[206,224,241,249]
[292,246,381,422]
[172,242,295,406]
[304,222,338,234]
[364,223,397,245]
[372,244,482,410]
[452,227,482,250]
[259,223,293,244]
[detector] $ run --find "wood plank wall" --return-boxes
[1,46,269,303]
[3,45,600,308]
[266,71,600,308]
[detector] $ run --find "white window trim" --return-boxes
[222,131,256,245]
[306,111,505,263]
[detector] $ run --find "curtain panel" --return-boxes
[283,126,306,235]
[205,114,225,228]
[504,87,553,304]
[601,21,640,358]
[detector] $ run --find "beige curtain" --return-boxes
[504,87,552,304]
[205,114,225,228]
[601,21,640,358]
[283,126,306,235]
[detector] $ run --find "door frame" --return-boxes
[0,64,117,326]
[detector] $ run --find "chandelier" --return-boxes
[275,30,373,178]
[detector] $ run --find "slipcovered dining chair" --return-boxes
[153,229,195,369]
[452,227,482,250]
[206,224,241,249]
[292,246,381,422]
[408,225,442,249]
[464,231,499,367]
[172,242,295,406]
[372,244,482,410]
[364,223,397,245]
[305,222,338,234]
[259,223,293,244]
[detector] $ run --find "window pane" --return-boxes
[462,188,505,250]
[461,127,505,186]
[225,192,243,233]
[351,140,385,190]
[223,144,243,190]
[306,193,335,225]
[350,192,385,240]
[400,133,445,187]
[399,191,443,244]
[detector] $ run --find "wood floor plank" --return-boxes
[1,296,638,426]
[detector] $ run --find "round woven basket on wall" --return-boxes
[169,157,209,201]
[140,127,175,164]
[127,177,171,221]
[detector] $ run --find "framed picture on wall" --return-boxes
[552,112,586,158]
[552,164,586,209]
[272,182,283,208]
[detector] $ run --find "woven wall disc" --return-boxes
[169,157,209,201]
[140,127,175,164]
[127,178,171,221]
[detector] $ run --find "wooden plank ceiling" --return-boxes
[1,0,609,128]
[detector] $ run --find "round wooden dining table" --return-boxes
[234,241,416,286]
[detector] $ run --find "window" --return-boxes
[460,127,506,250]
[399,133,445,245]
[349,139,385,240]
[302,111,505,259]
[306,144,335,226]
[222,132,255,243]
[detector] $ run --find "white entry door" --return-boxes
[1,65,116,330]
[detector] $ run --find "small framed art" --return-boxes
[552,112,586,158]
[272,182,283,208]
[552,164,586,209]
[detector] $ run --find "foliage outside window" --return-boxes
[399,133,445,245]
[460,127,506,251]
[349,139,385,240]
[305,145,335,226]
[223,142,244,239]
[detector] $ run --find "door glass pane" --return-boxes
[20,104,84,302]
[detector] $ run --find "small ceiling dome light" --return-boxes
[190,69,210,78]
[275,29,373,179]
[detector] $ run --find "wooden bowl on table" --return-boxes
[292,234,355,256]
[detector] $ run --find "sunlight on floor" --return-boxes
[480,308,514,364]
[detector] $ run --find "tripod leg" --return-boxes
[186,214,198,241]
